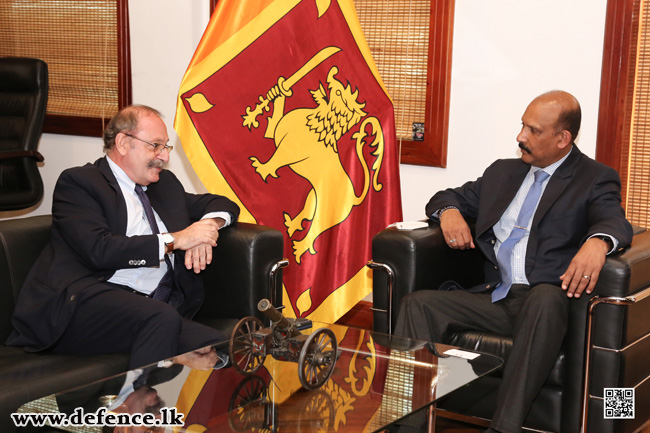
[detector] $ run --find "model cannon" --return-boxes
[229,299,338,390]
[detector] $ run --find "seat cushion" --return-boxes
[0,346,128,432]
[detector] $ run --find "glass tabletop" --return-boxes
[16,321,501,433]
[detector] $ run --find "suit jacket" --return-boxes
[7,157,240,351]
[426,146,633,289]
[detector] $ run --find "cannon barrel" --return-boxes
[257,299,291,330]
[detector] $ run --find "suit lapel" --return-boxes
[532,146,582,227]
[96,157,129,235]
[476,164,529,237]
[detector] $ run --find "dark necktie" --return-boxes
[491,170,550,302]
[134,184,174,303]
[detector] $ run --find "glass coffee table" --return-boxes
[16,321,501,433]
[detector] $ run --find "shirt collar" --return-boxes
[106,155,145,192]
[532,145,573,177]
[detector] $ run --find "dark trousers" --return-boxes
[50,283,226,369]
[394,283,569,433]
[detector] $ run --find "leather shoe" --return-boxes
[213,351,231,369]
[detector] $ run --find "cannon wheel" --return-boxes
[297,328,337,390]
[298,390,335,433]
[230,316,266,375]
[228,375,268,432]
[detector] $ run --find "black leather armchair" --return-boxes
[369,221,650,433]
[0,57,48,211]
[0,215,286,432]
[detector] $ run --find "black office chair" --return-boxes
[0,57,48,211]
[369,221,650,433]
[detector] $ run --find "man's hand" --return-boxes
[560,237,609,298]
[184,243,213,273]
[172,346,219,371]
[439,208,475,250]
[171,218,224,251]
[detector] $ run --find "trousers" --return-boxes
[394,283,569,433]
[50,282,226,369]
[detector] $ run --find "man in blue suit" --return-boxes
[395,91,633,433]
[8,105,240,370]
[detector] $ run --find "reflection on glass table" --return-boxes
[16,322,501,433]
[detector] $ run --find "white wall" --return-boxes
[0,0,609,222]
[401,0,609,220]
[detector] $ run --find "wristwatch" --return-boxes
[161,233,175,254]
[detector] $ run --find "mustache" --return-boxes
[518,142,532,154]
[147,159,167,169]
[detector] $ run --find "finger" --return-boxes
[205,245,213,265]
[585,270,600,294]
[448,235,461,249]
[185,248,194,270]
[583,277,596,296]
[560,265,577,294]
[568,270,591,298]
[459,231,474,250]
[199,248,207,270]
[192,253,202,274]
[572,274,591,298]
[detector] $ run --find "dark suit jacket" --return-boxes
[7,157,240,351]
[425,146,633,289]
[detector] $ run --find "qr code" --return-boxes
[604,388,634,419]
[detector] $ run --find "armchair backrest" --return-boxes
[0,57,48,210]
[0,215,52,341]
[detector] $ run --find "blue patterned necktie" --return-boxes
[134,184,174,303]
[491,170,550,302]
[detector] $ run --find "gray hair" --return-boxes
[103,105,163,152]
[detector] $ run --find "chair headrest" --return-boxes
[0,57,48,93]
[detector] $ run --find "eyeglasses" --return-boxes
[123,133,173,155]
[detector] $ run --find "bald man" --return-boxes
[395,91,633,433]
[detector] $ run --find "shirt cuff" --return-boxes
[588,233,619,255]
[202,211,232,228]
[157,234,166,260]
[431,206,459,221]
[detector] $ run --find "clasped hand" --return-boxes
[170,218,225,273]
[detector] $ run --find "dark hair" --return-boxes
[103,105,163,152]
[555,104,581,144]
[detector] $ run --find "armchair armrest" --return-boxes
[585,228,650,348]
[195,222,286,324]
[369,221,484,334]
[0,150,44,162]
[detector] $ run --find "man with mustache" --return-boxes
[395,91,633,433]
[7,105,240,371]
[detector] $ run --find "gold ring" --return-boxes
[583,275,590,280]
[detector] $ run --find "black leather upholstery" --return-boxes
[0,57,48,211]
[371,221,650,432]
[0,215,284,432]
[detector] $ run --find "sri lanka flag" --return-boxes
[175,0,402,322]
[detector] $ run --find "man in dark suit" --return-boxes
[395,91,633,433]
[6,105,240,370]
